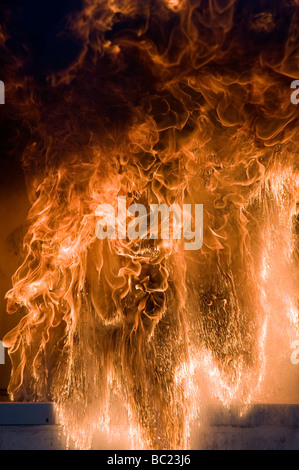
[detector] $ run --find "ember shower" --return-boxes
[1,0,299,450]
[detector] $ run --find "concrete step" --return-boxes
[0,404,299,449]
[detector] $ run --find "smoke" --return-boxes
[1,0,299,449]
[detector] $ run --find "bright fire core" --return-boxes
[1,0,299,450]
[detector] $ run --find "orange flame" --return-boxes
[2,0,299,449]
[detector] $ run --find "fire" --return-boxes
[1,0,299,450]
[164,0,184,10]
